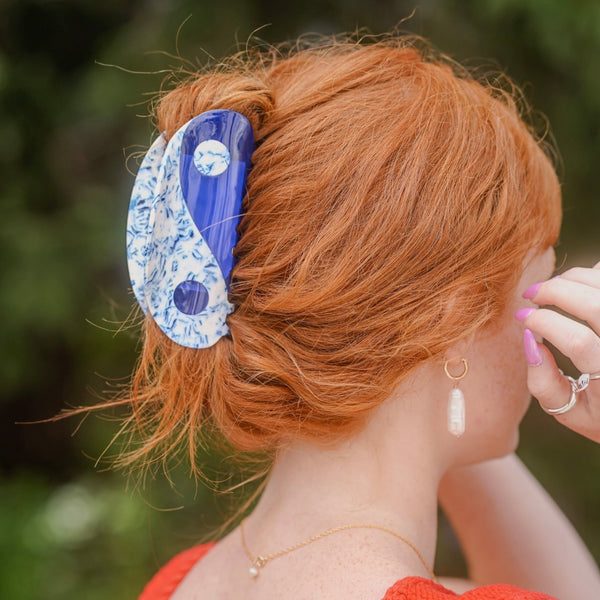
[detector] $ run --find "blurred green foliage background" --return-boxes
[1,1,599,598]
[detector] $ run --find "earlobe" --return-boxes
[444,329,477,362]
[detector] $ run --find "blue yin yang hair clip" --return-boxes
[126,109,255,348]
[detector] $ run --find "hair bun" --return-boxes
[117,37,561,477]
[157,72,274,138]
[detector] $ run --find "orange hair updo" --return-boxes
[123,34,561,473]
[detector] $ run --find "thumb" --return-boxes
[524,329,600,443]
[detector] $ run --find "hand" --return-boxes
[516,261,600,443]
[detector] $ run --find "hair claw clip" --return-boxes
[126,109,255,348]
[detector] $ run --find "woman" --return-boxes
[124,34,600,599]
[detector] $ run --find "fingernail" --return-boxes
[523,329,542,366]
[522,282,542,299]
[515,308,536,321]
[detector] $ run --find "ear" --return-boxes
[436,286,481,368]
[443,331,476,368]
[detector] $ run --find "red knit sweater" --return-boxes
[138,543,558,600]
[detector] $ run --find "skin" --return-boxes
[518,260,600,443]
[438,255,600,596]
[171,249,600,600]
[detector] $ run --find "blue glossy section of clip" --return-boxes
[179,110,255,286]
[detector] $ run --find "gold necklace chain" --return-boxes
[240,518,437,583]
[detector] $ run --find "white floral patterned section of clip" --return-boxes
[126,125,232,349]
[127,134,165,312]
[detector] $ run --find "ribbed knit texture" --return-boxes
[138,543,558,599]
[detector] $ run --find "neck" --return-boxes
[244,369,449,577]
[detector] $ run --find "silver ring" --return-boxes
[542,377,579,415]
[542,370,600,416]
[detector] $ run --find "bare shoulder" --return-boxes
[170,530,427,600]
[169,532,243,600]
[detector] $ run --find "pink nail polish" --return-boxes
[523,329,542,366]
[522,282,542,300]
[515,308,536,321]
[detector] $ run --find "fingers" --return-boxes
[555,266,600,289]
[517,262,600,443]
[526,339,600,443]
[520,308,600,373]
[525,277,600,333]
[525,340,571,409]
[518,267,600,373]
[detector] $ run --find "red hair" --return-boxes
[119,35,561,474]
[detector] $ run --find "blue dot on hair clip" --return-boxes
[173,280,209,315]
[126,109,255,348]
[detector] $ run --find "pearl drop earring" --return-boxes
[444,358,468,437]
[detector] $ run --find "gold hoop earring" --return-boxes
[444,358,468,437]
